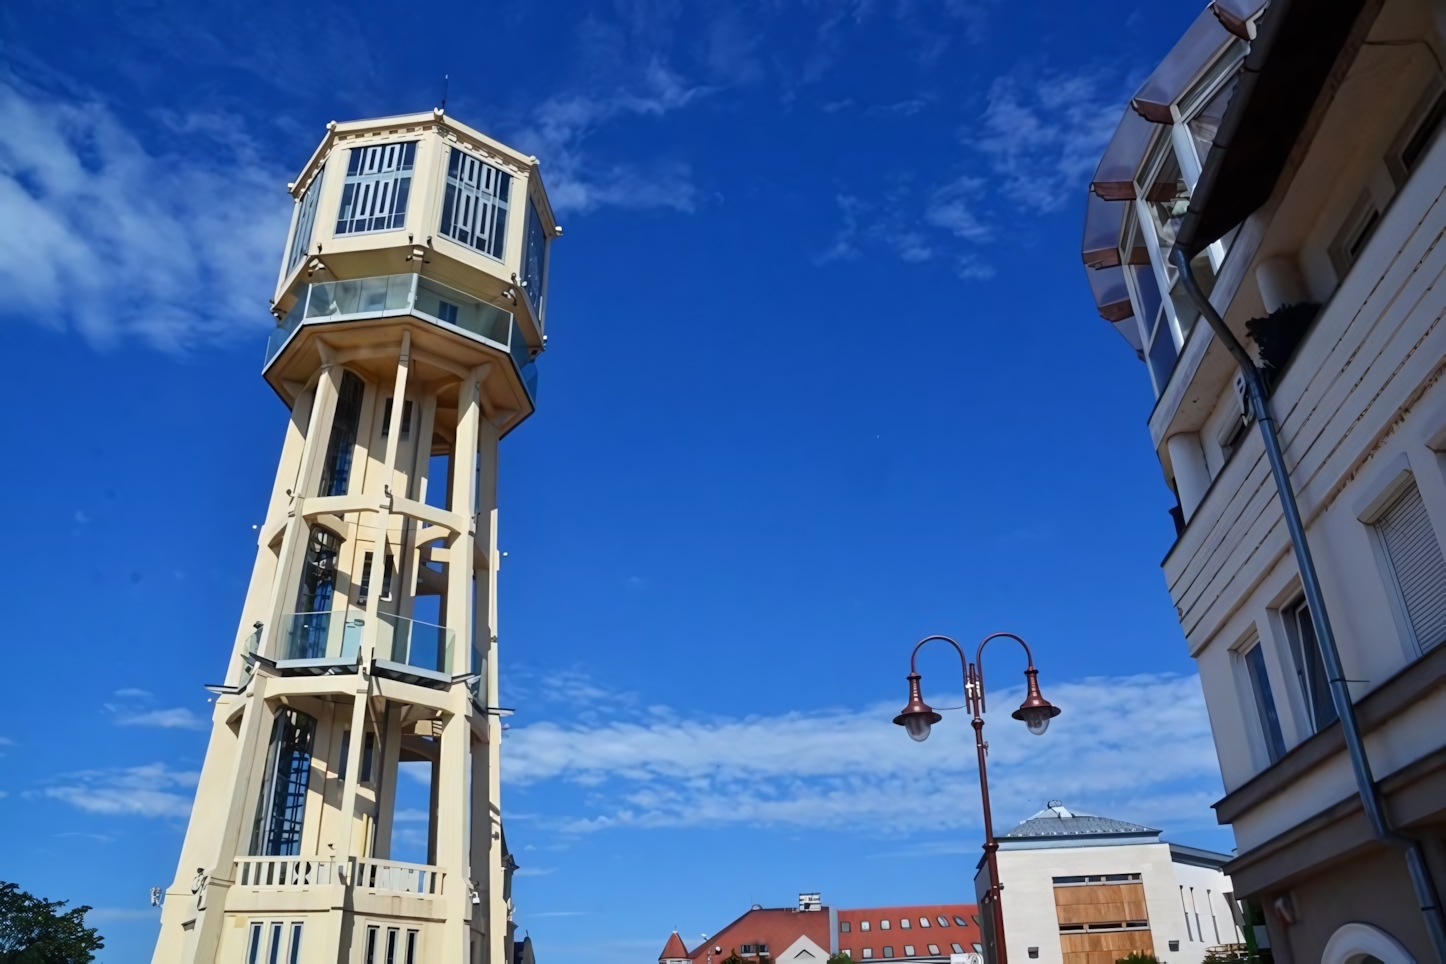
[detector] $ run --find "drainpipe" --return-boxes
[1170,245,1446,961]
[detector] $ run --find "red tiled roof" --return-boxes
[836,904,981,962]
[689,908,832,964]
[661,933,691,960]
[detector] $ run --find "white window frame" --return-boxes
[1361,470,1446,658]
[285,165,325,278]
[438,146,511,261]
[1230,631,1288,769]
[334,141,417,237]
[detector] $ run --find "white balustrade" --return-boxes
[351,858,445,896]
[233,857,340,889]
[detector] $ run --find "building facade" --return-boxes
[973,804,1237,964]
[659,895,983,964]
[1082,1,1446,962]
[149,110,558,964]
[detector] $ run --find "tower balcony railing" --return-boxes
[376,612,454,683]
[231,856,443,896]
[279,609,366,664]
[264,272,537,401]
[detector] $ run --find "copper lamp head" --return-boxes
[894,672,943,742]
[1010,667,1061,735]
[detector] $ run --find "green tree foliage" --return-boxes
[1114,954,1160,964]
[828,954,854,964]
[0,882,105,964]
[1203,948,1251,964]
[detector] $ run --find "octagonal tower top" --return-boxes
[264,110,559,429]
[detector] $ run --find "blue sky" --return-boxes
[0,1,1224,962]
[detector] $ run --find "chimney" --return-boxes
[799,893,821,912]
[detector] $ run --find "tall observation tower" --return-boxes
[150,110,558,964]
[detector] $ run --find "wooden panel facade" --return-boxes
[1053,883,1149,925]
[1057,931,1155,964]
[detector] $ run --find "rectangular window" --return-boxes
[1283,598,1339,734]
[439,147,510,259]
[841,923,852,933]
[1374,481,1446,652]
[900,919,912,930]
[935,918,950,928]
[521,198,550,318]
[335,142,417,235]
[362,731,376,783]
[861,922,871,932]
[287,167,324,275]
[268,923,283,964]
[927,947,940,956]
[289,923,303,964]
[248,923,264,964]
[357,552,395,606]
[904,947,916,957]
[318,371,365,497]
[919,918,931,928]
[366,926,379,964]
[386,928,399,964]
[952,946,964,955]
[405,930,419,964]
[881,921,891,930]
[862,951,873,960]
[1243,641,1287,763]
[381,398,413,439]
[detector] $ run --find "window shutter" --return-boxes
[1377,482,1446,651]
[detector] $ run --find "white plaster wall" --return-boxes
[990,844,1228,964]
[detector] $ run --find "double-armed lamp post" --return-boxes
[893,633,1061,964]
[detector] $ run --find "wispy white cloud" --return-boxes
[42,762,199,819]
[974,68,1124,213]
[503,673,1222,835]
[817,193,936,266]
[510,61,708,216]
[87,907,162,922]
[113,688,152,699]
[0,74,288,350]
[113,708,209,731]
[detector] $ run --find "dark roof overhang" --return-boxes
[1177,0,1385,255]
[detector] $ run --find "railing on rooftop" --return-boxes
[352,858,445,896]
[230,856,443,897]
[234,857,341,889]
[265,273,537,402]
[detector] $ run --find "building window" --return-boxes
[927,947,939,956]
[521,198,550,318]
[357,552,395,607]
[1282,597,1339,734]
[904,947,915,957]
[952,918,968,928]
[936,918,949,928]
[900,919,912,930]
[881,922,891,931]
[1027,949,1039,960]
[862,951,873,960]
[439,148,510,259]
[318,370,366,497]
[1243,640,1287,763]
[248,923,264,964]
[951,945,964,955]
[385,927,399,964]
[381,398,413,440]
[862,923,871,932]
[288,923,303,964]
[1374,481,1446,652]
[249,709,316,855]
[917,918,930,929]
[291,525,342,658]
[366,926,379,964]
[841,923,852,933]
[405,930,419,964]
[1130,263,1177,396]
[335,142,416,235]
[883,948,894,959]
[1169,942,1180,953]
[287,167,324,275]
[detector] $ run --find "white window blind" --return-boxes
[1376,481,1446,651]
[335,142,416,236]
[439,148,510,259]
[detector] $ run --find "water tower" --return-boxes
[150,109,558,964]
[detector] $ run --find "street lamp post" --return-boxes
[893,633,1061,964]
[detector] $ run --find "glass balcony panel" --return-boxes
[415,278,511,345]
[386,274,412,310]
[281,609,365,661]
[377,613,454,674]
[359,276,391,312]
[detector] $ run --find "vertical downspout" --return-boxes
[1169,245,1446,960]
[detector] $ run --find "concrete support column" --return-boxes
[1168,432,1212,522]
[438,708,470,964]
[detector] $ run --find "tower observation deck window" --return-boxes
[335,142,416,235]
[439,148,510,259]
[292,525,341,659]
[319,371,365,497]
[250,708,316,856]
[521,198,550,318]
[286,166,324,276]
